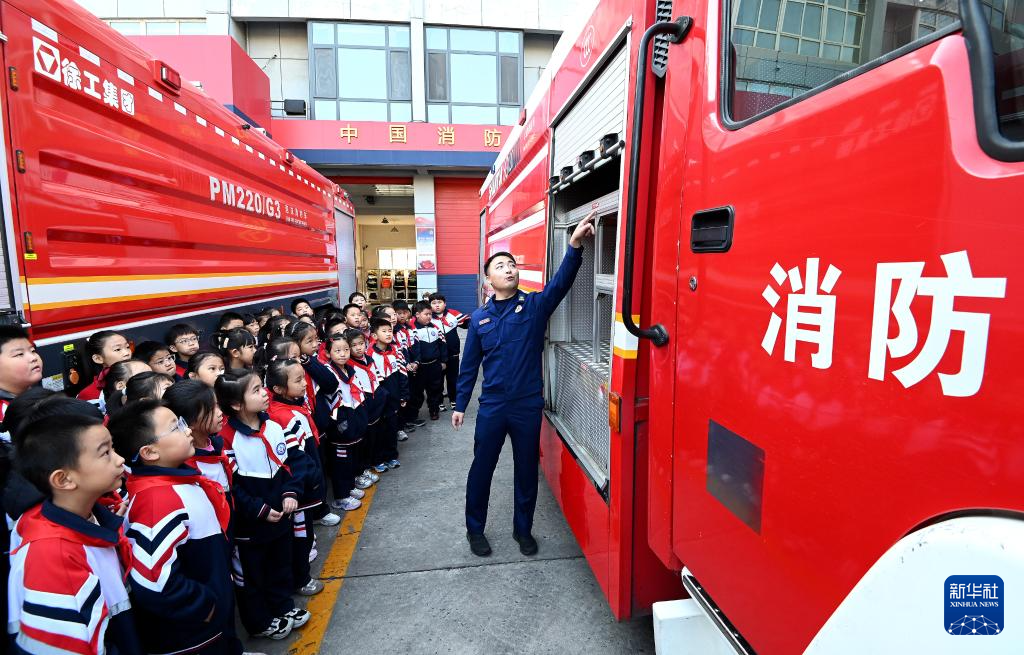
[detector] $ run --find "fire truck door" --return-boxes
[0,21,25,325]
[335,207,357,303]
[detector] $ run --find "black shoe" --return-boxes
[402,424,417,433]
[409,419,427,427]
[513,532,538,556]
[467,532,492,557]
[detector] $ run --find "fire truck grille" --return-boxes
[652,0,674,78]
[552,343,611,480]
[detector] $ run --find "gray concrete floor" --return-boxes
[245,395,655,655]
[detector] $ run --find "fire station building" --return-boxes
[77,0,590,311]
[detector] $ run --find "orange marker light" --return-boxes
[608,391,622,432]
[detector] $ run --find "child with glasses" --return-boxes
[108,399,242,655]
[133,341,178,378]
[166,324,202,378]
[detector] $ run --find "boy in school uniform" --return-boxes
[109,400,242,655]
[392,301,424,431]
[8,412,140,655]
[369,317,409,464]
[166,324,202,379]
[406,301,447,422]
[0,326,43,437]
[429,293,469,412]
[345,330,390,476]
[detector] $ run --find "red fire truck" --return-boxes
[0,0,355,391]
[482,0,1023,651]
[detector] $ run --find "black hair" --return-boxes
[163,380,217,431]
[2,388,57,447]
[484,250,515,274]
[217,311,244,330]
[125,371,174,403]
[132,341,170,365]
[370,305,391,318]
[369,317,392,333]
[343,329,366,346]
[428,293,446,303]
[164,323,198,347]
[265,358,302,394]
[16,413,106,497]
[0,325,31,352]
[85,330,126,361]
[214,368,261,417]
[254,336,298,377]
[392,300,410,312]
[102,360,148,413]
[260,315,293,343]
[108,399,162,464]
[187,351,225,377]
[287,320,318,343]
[291,298,312,315]
[320,317,347,340]
[341,303,362,318]
[242,313,258,325]
[212,328,257,362]
[348,292,366,302]
[412,301,432,315]
[257,307,275,321]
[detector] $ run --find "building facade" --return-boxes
[78,0,592,310]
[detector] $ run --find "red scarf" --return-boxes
[126,470,231,536]
[14,503,134,580]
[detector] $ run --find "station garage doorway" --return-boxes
[344,182,420,305]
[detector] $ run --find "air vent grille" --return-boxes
[652,0,673,78]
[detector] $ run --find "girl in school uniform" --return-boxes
[77,330,132,411]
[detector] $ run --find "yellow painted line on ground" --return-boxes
[288,485,377,655]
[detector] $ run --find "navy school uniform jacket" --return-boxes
[301,355,339,415]
[219,414,304,542]
[370,342,410,405]
[409,320,447,365]
[319,362,369,445]
[123,464,236,655]
[9,500,142,655]
[455,244,583,412]
[349,355,389,424]
[432,308,469,358]
[268,395,325,511]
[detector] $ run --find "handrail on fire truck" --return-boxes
[622,17,691,347]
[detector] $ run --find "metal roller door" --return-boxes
[335,209,357,302]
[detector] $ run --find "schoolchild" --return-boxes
[109,400,242,655]
[217,312,245,332]
[341,303,363,331]
[215,328,258,370]
[266,359,338,598]
[102,360,151,417]
[188,351,227,387]
[77,330,132,411]
[317,336,370,510]
[257,308,275,329]
[8,412,140,655]
[430,293,469,412]
[124,371,175,403]
[369,317,410,459]
[260,316,294,345]
[407,301,447,421]
[164,380,232,495]
[287,321,339,416]
[0,325,43,441]
[215,370,310,640]
[132,340,178,377]
[345,329,390,478]
[257,336,301,377]
[391,301,424,431]
[349,292,367,310]
[291,298,314,320]
[166,323,201,378]
[243,314,261,339]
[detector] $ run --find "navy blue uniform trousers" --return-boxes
[465,395,545,537]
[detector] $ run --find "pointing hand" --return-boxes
[569,210,597,248]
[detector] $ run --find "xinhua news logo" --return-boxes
[945,575,1003,635]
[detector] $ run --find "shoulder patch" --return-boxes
[479,318,491,325]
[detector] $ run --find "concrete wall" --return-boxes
[77,0,248,47]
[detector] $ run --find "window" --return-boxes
[726,0,959,122]
[106,19,206,36]
[378,248,416,270]
[309,22,412,121]
[989,0,1024,139]
[425,27,522,125]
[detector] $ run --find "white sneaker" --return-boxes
[314,512,341,526]
[297,579,324,596]
[349,488,366,499]
[397,430,409,441]
[363,469,380,483]
[354,475,373,489]
[338,496,362,511]
[256,617,292,640]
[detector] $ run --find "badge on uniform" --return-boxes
[479,318,491,325]
[515,305,523,313]
[275,442,286,456]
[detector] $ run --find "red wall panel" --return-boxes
[434,178,484,276]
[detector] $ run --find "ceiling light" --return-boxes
[381,217,390,224]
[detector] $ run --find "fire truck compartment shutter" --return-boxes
[551,45,629,177]
[336,208,357,302]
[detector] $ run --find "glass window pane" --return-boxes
[427,104,450,123]
[427,52,448,102]
[145,21,178,35]
[311,22,335,43]
[390,103,412,122]
[451,105,497,124]
[782,2,804,33]
[799,38,820,55]
[500,106,520,125]
[500,55,519,104]
[451,53,497,103]
[338,48,388,99]
[426,27,447,49]
[803,4,822,37]
[313,48,337,97]
[826,8,845,41]
[755,32,776,48]
[450,29,496,51]
[839,46,856,62]
[736,0,759,27]
[734,28,756,44]
[779,35,800,52]
[179,21,207,35]
[379,249,393,269]
[314,100,338,120]
[758,0,781,29]
[339,101,388,120]
[338,24,386,46]
[498,32,520,53]
[389,50,412,100]
[845,14,862,44]
[109,21,143,35]
[822,42,841,59]
[389,26,410,47]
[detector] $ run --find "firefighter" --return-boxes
[452,212,595,557]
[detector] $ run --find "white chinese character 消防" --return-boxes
[868,251,1006,397]
[120,89,134,115]
[102,79,119,108]
[762,257,842,369]
[60,58,81,91]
